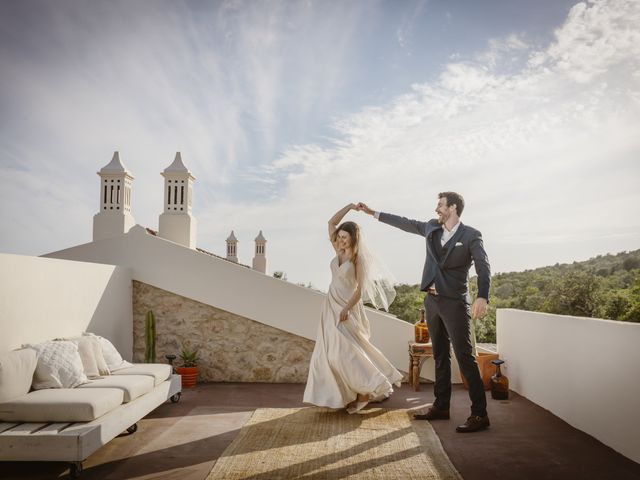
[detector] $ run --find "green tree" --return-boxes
[544,271,602,317]
[273,271,287,281]
[474,315,496,343]
[388,284,425,325]
[599,293,630,320]
[621,277,640,322]
[495,282,515,298]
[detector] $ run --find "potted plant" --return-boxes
[176,345,200,388]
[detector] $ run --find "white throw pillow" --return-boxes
[83,333,132,372]
[63,336,110,377]
[67,337,99,378]
[89,337,111,376]
[0,349,38,402]
[23,341,88,389]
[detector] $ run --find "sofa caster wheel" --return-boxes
[69,461,83,478]
[170,392,182,403]
[126,423,138,434]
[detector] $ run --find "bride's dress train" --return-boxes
[303,257,403,409]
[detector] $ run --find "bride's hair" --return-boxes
[332,221,396,310]
[332,221,360,266]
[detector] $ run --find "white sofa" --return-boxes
[0,342,181,478]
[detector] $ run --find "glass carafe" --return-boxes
[414,308,430,343]
[490,359,509,400]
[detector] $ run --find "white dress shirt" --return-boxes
[441,221,460,246]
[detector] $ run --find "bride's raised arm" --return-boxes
[328,203,356,250]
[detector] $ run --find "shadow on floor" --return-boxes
[1,382,639,480]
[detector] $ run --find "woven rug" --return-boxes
[207,407,461,479]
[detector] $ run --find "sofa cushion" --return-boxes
[83,333,132,372]
[112,364,171,386]
[0,349,38,403]
[23,341,88,389]
[78,374,154,402]
[0,388,124,422]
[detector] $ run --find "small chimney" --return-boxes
[252,230,267,274]
[226,231,238,263]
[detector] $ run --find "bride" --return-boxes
[303,203,403,413]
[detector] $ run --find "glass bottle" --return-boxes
[414,308,430,343]
[490,359,509,400]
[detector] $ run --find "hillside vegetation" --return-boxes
[388,249,640,343]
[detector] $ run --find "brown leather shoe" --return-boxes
[412,405,450,420]
[456,415,490,432]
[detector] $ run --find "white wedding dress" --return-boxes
[303,256,403,408]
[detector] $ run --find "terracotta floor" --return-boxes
[2,382,639,480]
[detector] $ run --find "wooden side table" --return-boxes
[408,341,433,391]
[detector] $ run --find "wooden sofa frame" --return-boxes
[0,373,181,478]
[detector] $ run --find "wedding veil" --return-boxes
[358,232,397,312]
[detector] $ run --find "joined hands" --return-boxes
[354,202,375,215]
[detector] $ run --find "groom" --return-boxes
[357,192,491,433]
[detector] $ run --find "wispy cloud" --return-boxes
[202,0,640,286]
[396,0,428,52]
[475,33,528,69]
[1,0,638,289]
[0,0,373,253]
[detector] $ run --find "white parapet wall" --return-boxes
[0,253,133,358]
[497,308,640,464]
[44,225,449,380]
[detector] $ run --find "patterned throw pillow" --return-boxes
[23,341,88,389]
[60,336,110,377]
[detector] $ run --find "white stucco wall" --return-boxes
[45,226,448,380]
[0,254,133,358]
[497,308,640,464]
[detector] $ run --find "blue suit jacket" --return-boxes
[378,212,491,303]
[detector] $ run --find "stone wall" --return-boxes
[132,281,315,383]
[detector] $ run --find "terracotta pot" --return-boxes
[176,366,198,388]
[462,352,499,390]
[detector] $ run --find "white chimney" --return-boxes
[93,151,135,241]
[158,152,197,248]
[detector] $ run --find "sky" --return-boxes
[1,0,639,290]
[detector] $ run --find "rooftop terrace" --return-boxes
[3,382,639,480]
[2,248,639,478]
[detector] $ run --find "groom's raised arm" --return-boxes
[378,212,429,237]
[357,202,428,237]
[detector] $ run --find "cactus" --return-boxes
[144,310,156,363]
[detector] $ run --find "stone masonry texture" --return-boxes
[132,281,315,383]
